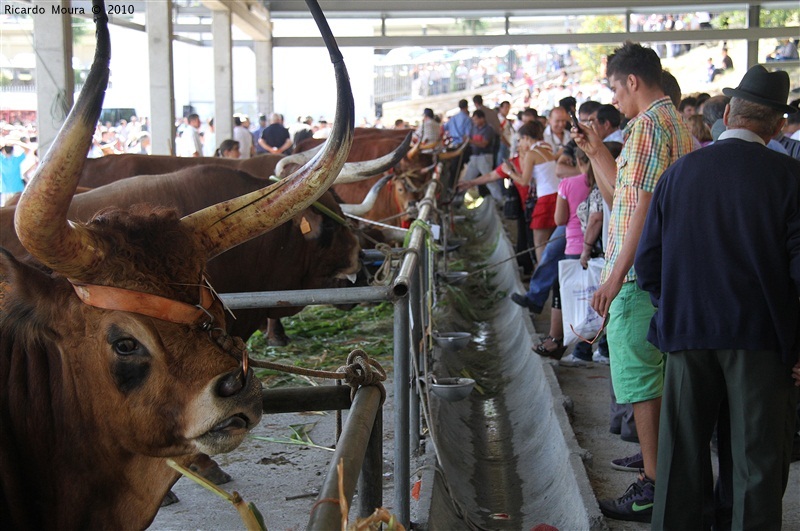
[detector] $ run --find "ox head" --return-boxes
[289,192,361,291]
[3,1,352,517]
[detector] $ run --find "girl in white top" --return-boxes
[520,122,559,264]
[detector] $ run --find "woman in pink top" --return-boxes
[533,151,591,358]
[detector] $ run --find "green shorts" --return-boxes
[606,281,664,404]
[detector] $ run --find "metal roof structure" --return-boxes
[18,0,799,47]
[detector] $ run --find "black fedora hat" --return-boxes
[723,65,796,114]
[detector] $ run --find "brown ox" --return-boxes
[0,1,354,528]
[294,128,467,230]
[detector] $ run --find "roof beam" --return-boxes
[273,25,796,47]
[263,0,767,17]
[202,0,271,40]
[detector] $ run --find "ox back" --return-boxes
[78,152,285,188]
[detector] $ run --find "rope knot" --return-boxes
[337,349,387,404]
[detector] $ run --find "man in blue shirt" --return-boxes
[442,99,475,200]
[0,139,30,206]
[444,99,472,145]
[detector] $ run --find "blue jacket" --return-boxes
[635,138,800,365]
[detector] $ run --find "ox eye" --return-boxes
[113,338,140,356]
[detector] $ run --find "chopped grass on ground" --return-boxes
[247,302,395,388]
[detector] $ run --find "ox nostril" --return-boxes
[216,367,246,398]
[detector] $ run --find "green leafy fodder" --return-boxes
[247,302,394,388]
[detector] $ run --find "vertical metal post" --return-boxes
[393,295,410,528]
[409,266,422,454]
[358,408,383,517]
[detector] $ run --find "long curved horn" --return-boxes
[339,172,392,216]
[14,1,109,278]
[436,138,470,160]
[333,132,412,184]
[274,143,323,177]
[182,0,354,260]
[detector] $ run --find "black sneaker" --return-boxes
[610,451,644,472]
[599,476,655,523]
[510,293,542,313]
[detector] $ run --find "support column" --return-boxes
[146,0,176,155]
[254,39,273,117]
[212,9,233,142]
[34,2,73,157]
[746,4,761,69]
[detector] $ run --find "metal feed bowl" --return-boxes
[433,332,472,351]
[430,377,475,401]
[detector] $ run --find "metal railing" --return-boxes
[219,178,440,529]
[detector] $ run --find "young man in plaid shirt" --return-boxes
[573,41,694,522]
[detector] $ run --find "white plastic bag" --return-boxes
[559,258,605,347]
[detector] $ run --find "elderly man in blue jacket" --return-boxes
[635,65,800,530]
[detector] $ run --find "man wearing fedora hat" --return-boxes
[635,64,800,530]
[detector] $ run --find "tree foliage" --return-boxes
[712,8,799,29]
[572,15,625,82]
[459,18,487,35]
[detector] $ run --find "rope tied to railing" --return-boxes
[336,349,387,403]
[248,349,387,405]
[371,242,419,286]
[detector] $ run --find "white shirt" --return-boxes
[202,131,216,157]
[233,125,253,159]
[543,126,570,152]
[603,129,624,143]
[718,128,765,146]
[178,125,201,157]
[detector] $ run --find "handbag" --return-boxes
[502,184,522,220]
[559,257,605,347]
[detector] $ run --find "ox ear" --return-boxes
[292,209,324,241]
[0,249,61,325]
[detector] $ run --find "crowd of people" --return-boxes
[170,112,335,161]
[430,43,799,528]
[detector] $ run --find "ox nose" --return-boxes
[216,366,248,398]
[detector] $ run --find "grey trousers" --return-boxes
[652,349,799,531]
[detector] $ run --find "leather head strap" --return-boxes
[70,280,215,326]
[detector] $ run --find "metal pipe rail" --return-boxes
[220,285,395,309]
[307,385,384,530]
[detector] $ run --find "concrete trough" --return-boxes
[426,200,604,530]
